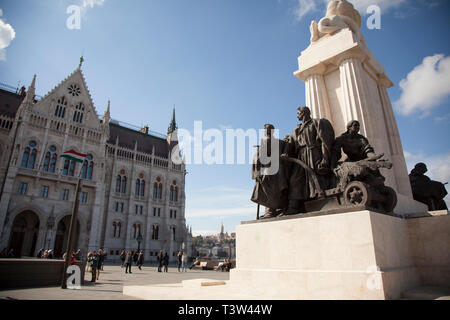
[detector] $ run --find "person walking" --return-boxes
[157,250,163,272]
[177,251,182,272]
[163,252,169,273]
[86,251,92,272]
[124,251,133,274]
[120,250,126,268]
[137,250,144,270]
[70,252,77,266]
[89,251,99,283]
[181,251,188,272]
[97,249,105,280]
[133,251,139,265]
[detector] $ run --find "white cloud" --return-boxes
[0,10,15,62]
[293,0,320,21]
[395,54,450,116]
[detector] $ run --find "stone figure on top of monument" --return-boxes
[409,163,448,211]
[310,0,365,44]
[251,124,289,218]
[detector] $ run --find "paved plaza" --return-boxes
[0,263,230,300]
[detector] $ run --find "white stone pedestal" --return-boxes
[123,210,450,300]
[294,28,427,216]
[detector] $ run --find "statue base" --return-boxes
[123,210,450,300]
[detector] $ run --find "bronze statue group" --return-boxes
[251,106,447,219]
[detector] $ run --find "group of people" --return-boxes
[86,249,107,283]
[120,250,144,273]
[217,258,232,272]
[0,248,17,258]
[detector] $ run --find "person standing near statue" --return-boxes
[282,106,335,214]
[251,124,289,218]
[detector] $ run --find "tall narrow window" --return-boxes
[135,179,141,196]
[41,185,49,198]
[115,175,121,193]
[21,141,38,169]
[121,176,127,193]
[140,180,145,196]
[153,182,158,199]
[81,154,94,180]
[43,146,57,173]
[55,97,67,118]
[18,182,28,195]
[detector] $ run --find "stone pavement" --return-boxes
[0,263,230,300]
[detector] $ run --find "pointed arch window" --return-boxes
[169,180,178,202]
[121,176,127,193]
[115,175,121,193]
[81,154,94,180]
[135,179,145,197]
[55,97,67,118]
[43,145,57,173]
[113,221,122,238]
[73,102,84,124]
[152,224,159,240]
[21,141,38,169]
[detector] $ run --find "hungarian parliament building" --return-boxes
[0,63,192,261]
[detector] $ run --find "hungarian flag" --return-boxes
[61,150,87,163]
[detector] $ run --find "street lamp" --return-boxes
[136,233,143,252]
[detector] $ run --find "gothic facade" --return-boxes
[0,65,192,261]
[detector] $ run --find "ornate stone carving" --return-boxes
[310,0,364,45]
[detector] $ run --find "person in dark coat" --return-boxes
[89,251,99,283]
[133,251,139,265]
[251,124,289,218]
[157,250,163,272]
[97,249,105,280]
[282,106,335,214]
[137,250,144,270]
[124,251,133,274]
[120,250,126,268]
[163,252,169,272]
[177,251,182,272]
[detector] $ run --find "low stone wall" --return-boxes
[0,259,86,289]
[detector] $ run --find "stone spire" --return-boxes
[25,74,36,103]
[103,100,111,123]
[167,106,177,135]
[78,56,84,69]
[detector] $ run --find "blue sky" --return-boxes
[1,0,449,235]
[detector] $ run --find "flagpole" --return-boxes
[61,175,82,289]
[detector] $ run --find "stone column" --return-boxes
[337,56,373,138]
[377,82,414,198]
[304,64,332,120]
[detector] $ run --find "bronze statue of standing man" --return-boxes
[282,106,335,214]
